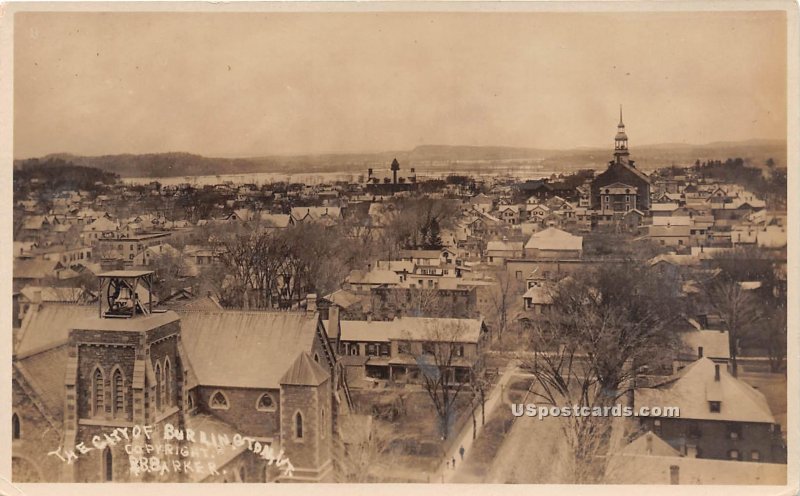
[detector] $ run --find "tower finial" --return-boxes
[619,105,624,127]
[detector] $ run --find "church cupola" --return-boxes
[614,105,630,162]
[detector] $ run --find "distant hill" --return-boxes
[18,139,786,178]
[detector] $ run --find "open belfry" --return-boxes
[13,270,341,482]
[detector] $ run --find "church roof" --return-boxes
[280,352,330,386]
[179,310,322,389]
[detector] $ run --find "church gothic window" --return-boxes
[295,412,304,439]
[93,367,105,416]
[102,446,113,481]
[112,367,124,417]
[164,358,171,407]
[154,361,162,411]
[12,413,20,439]
[210,390,229,410]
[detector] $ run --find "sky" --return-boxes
[14,10,787,158]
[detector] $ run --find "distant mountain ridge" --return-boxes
[16,139,786,178]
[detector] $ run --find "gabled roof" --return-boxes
[257,212,293,228]
[13,259,63,280]
[620,431,681,457]
[469,193,493,205]
[15,304,96,358]
[14,345,70,424]
[679,330,731,361]
[19,286,88,303]
[486,240,524,252]
[280,352,330,386]
[524,227,583,252]
[636,357,775,423]
[179,310,322,389]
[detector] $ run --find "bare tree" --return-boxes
[703,277,760,376]
[335,416,396,482]
[405,320,474,441]
[483,268,521,342]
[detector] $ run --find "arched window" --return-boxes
[210,390,229,410]
[164,358,171,407]
[153,361,162,411]
[321,407,326,439]
[12,413,20,440]
[256,393,275,411]
[93,367,105,416]
[102,446,113,481]
[112,367,124,417]
[313,353,320,363]
[294,412,303,439]
[187,392,195,410]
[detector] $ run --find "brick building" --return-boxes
[12,271,342,483]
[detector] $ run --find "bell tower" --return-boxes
[614,105,630,163]
[62,270,185,482]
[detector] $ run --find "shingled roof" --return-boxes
[179,310,323,389]
[280,352,330,386]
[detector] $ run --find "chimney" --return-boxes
[328,304,341,339]
[32,289,43,305]
[714,364,720,381]
[307,293,317,313]
[368,168,373,177]
[698,346,704,358]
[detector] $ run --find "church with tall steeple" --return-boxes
[590,106,651,216]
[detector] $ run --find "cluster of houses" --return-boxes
[11,113,787,484]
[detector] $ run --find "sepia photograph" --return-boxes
[2,2,797,493]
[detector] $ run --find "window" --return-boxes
[164,358,171,407]
[728,423,742,440]
[653,419,662,435]
[366,344,377,357]
[256,393,275,411]
[515,271,522,280]
[728,449,740,461]
[379,343,390,357]
[313,353,320,363]
[669,465,679,485]
[154,362,162,411]
[349,345,359,356]
[12,413,20,440]
[103,446,113,481]
[187,392,194,410]
[321,407,327,439]
[93,367,105,416]
[210,390,229,410]
[398,342,411,354]
[422,343,436,355]
[112,368,124,417]
[457,345,465,357]
[709,401,721,413]
[295,412,304,439]
[751,450,761,462]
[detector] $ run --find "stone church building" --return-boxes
[12,271,342,483]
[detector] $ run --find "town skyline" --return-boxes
[14,11,787,159]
